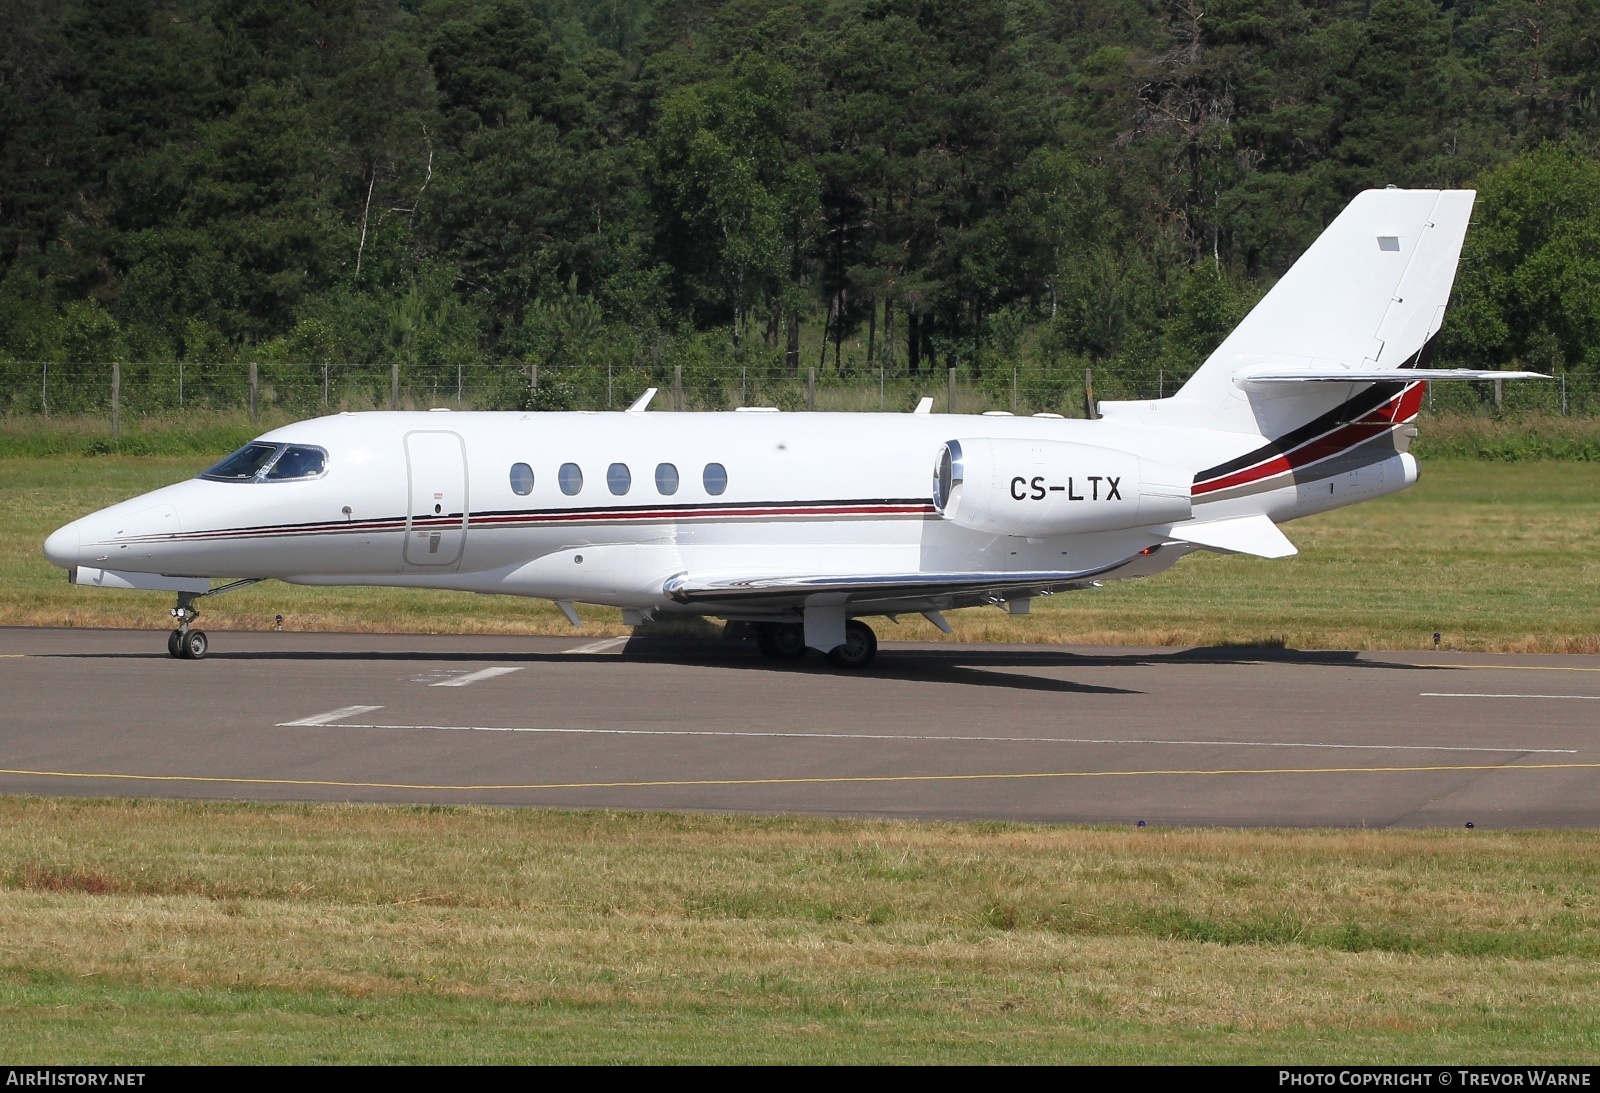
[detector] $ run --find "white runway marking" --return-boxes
[1422,692,1600,701]
[430,667,525,687]
[279,705,384,726]
[309,723,1576,754]
[563,637,629,655]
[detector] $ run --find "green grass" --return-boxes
[3,448,1596,650]
[1,799,1597,1063]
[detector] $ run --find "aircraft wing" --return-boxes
[662,550,1168,610]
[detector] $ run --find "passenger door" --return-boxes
[403,430,468,567]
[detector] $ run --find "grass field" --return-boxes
[1,798,1597,1063]
[2,451,1596,651]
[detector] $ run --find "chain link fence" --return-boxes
[2,358,1595,433]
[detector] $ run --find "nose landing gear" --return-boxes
[163,578,265,660]
[168,598,208,660]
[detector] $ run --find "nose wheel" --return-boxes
[167,627,208,659]
[167,599,208,659]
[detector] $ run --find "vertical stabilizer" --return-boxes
[1107,189,1474,437]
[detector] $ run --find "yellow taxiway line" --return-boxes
[2,761,1598,794]
[1410,663,1600,672]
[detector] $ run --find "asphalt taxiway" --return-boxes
[2,626,1597,827]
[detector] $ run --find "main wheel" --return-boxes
[167,630,185,658]
[755,622,806,659]
[826,620,878,669]
[182,629,209,660]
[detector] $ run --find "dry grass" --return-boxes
[1,798,1597,1061]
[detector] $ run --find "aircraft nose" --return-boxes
[43,522,81,570]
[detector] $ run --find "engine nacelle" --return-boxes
[932,438,1192,536]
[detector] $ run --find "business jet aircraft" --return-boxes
[43,188,1542,667]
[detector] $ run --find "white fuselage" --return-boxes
[42,406,1418,620]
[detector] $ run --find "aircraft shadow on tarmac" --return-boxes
[40,636,1444,696]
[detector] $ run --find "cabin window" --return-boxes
[199,443,280,482]
[655,463,679,495]
[607,463,631,496]
[264,445,328,480]
[558,463,584,496]
[509,463,534,496]
[703,462,728,496]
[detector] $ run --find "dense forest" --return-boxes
[2,0,1598,413]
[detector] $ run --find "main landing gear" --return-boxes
[752,619,878,670]
[164,578,265,660]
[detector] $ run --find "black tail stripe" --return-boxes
[1193,333,1437,485]
[1193,381,1407,484]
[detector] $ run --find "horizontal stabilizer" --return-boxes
[70,566,211,593]
[1157,515,1297,559]
[1238,367,1548,389]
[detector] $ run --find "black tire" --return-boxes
[755,622,806,659]
[183,629,208,660]
[167,630,185,659]
[826,620,878,669]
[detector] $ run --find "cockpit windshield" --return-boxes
[199,442,328,483]
[200,443,280,481]
[265,445,327,480]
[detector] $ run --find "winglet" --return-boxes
[1157,515,1297,559]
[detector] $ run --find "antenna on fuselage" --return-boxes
[625,388,658,413]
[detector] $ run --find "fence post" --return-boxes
[1158,368,1163,399]
[530,362,538,404]
[1084,367,1097,419]
[1561,373,1567,417]
[674,364,683,411]
[1493,377,1504,410]
[249,360,259,421]
[179,361,185,409]
[880,363,885,411]
[807,367,816,411]
[111,361,121,439]
[1012,366,1018,413]
[607,361,613,409]
[41,362,48,415]
[947,366,956,414]
[322,362,329,408]
[390,357,399,411]
[741,365,748,407]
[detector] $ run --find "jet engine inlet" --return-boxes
[933,440,963,513]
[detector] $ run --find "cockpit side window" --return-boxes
[200,443,280,482]
[264,445,328,480]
